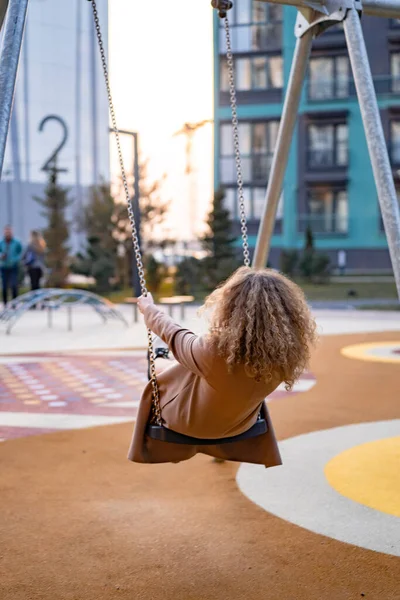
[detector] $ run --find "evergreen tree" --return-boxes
[175,257,202,296]
[201,189,239,290]
[79,183,118,254]
[114,159,169,254]
[35,168,70,288]
[299,224,331,282]
[110,160,170,295]
[73,184,119,292]
[144,254,163,294]
[305,225,314,252]
[138,160,169,251]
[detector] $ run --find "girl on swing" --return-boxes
[129,266,317,466]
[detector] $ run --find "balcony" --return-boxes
[298,213,349,236]
[306,75,400,103]
[220,153,275,185]
[218,23,282,54]
[307,149,348,169]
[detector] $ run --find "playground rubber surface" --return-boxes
[1,331,399,600]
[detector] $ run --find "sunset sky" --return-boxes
[109,0,215,239]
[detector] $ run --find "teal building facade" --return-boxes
[213,2,400,271]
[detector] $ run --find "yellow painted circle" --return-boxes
[341,342,400,363]
[325,437,400,517]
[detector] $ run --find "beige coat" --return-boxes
[128,305,282,467]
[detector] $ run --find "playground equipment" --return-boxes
[251,0,400,293]
[0,288,128,335]
[0,0,399,291]
[0,0,400,456]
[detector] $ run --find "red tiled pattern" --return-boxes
[0,355,316,441]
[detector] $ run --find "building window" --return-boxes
[220,121,279,184]
[219,1,282,54]
[223,186,284,221]
[391,53,400,92]
[220,55,283,91]
[307,123,348,168]
[304,187,348,234]
[390,120,400,164]
[309,56,349,100]
[253,188,284,220]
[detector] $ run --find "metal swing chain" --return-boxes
[223,16,251,268]
[88,0,162,426]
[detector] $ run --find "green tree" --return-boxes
[139,160,169,251]
[113,161,170,294]
[114,159,170,254]
[144,255,163,294]
[299,225,331,283]
[175,257,203,296]
[35,169,70,288]
[73,184,119,292]
[280,249,299,277]
[201,189,240,290]
[305,225,314,251]
[80,184,118,254]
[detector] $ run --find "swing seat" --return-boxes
[146,410,268,446]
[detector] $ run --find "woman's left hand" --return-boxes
[137,293,155,315]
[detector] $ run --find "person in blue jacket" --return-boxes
[0,225,23,306]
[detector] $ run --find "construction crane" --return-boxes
[174,119,213,241]
[174,120,213,174]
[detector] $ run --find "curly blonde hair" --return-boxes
[203,267,317,390]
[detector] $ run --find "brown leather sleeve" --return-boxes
[144,304,210,377]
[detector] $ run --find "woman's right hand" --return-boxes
[137,293,155,315]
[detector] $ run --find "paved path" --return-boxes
[0,307,398,441]
[1,328,399,599]
[0,350,316,442]
[1,304,399,354]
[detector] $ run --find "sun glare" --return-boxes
[109,0,214,239]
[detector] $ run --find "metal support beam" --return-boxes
[344,8,400,297]
[89,8,98,185]
[0,0,29,179]
[110,127,142,297]
[252,29,313,268]
[258,0,400,19]
[75,0,82,210]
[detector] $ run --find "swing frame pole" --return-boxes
[0,0,29,179]
[344,7,400,296]
[252,30,313,269]
[252,0,400,298]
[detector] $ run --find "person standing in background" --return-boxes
[0,225,23,307]
[23,231,47,292]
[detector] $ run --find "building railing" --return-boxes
[220,153,275,185]
[218,23,283,54]
[307,74,400,102]
[297,214,349,235]
[307,149,348,169]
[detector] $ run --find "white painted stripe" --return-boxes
[102,401,139,409]
[237,420,400,557]
[0,412,132,430]
[0,357,60,364]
